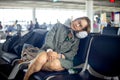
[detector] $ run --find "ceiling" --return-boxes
[0,0,120,12]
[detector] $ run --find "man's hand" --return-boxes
[47,51,58,61]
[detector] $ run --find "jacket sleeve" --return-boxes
[59,40,80,69]
[64,40,79,61]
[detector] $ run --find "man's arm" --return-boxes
[59,40,80,69]
[39,23,59,52]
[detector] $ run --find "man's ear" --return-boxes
[76,31,88,38]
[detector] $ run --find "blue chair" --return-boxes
[0,29,48,64]
[101,27,119,36]
[87,35,120,79]
[28,34,92,80]
[0,29,48,80]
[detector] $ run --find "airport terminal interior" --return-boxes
[0,0,120,80]
[0,0,120,34]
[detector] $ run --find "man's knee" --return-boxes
[49,59,64,71]
[35,51,48,64]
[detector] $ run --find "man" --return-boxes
[24,17,91,80]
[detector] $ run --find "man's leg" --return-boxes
[42,59,64,71]
[23,51,48,80]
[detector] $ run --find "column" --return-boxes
[86,0,94,32]
[32,8,36,23]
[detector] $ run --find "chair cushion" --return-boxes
[1,52,18,64]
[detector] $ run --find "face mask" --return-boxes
[76,31,88,38]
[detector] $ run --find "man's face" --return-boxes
[71,19,88,32]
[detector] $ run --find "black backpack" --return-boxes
[2,34,21,53]
[2,29,47,57]
[13,29,47,56]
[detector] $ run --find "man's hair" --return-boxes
[74,17,91,33]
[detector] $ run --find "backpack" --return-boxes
[2,34,21,53]
[21,44,40,61]
[2,29,47,57]
[13,29,47,56]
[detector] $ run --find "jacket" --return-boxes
[39,23,80,69]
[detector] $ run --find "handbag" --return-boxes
[21,44,40,61]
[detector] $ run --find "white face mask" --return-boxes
[76,31,88,38]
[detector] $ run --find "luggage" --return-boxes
[2,29,47,57]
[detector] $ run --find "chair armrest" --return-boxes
[8,61,30,79]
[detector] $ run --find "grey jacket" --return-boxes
[39,23,80,69]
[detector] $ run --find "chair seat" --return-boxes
[1,52,18,64]
[29,70,69,80]
[42,70,105,80]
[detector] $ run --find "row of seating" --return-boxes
[0,29,48,80]
[29,34,120,80]
[0,28,120,80]
[1,27,119,64]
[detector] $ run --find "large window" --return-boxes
[0,8,32,26]
[0,8,86,27]
[36,8,86,24]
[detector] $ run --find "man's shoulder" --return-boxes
[54,23,67,30]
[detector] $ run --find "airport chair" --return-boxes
[87,35,120,80]
[28,34,93,80]
[0,29,47,80]
[101,27,119,36]
[118,28,120,35]
[0,29,47,64]
[9,33,92,80]
[0,32,96,80]
[7,35,92,80]
[47,34,120,80]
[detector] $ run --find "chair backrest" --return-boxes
[73,33,93,67]
[101,27,119,36]
[88,35,120,77]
